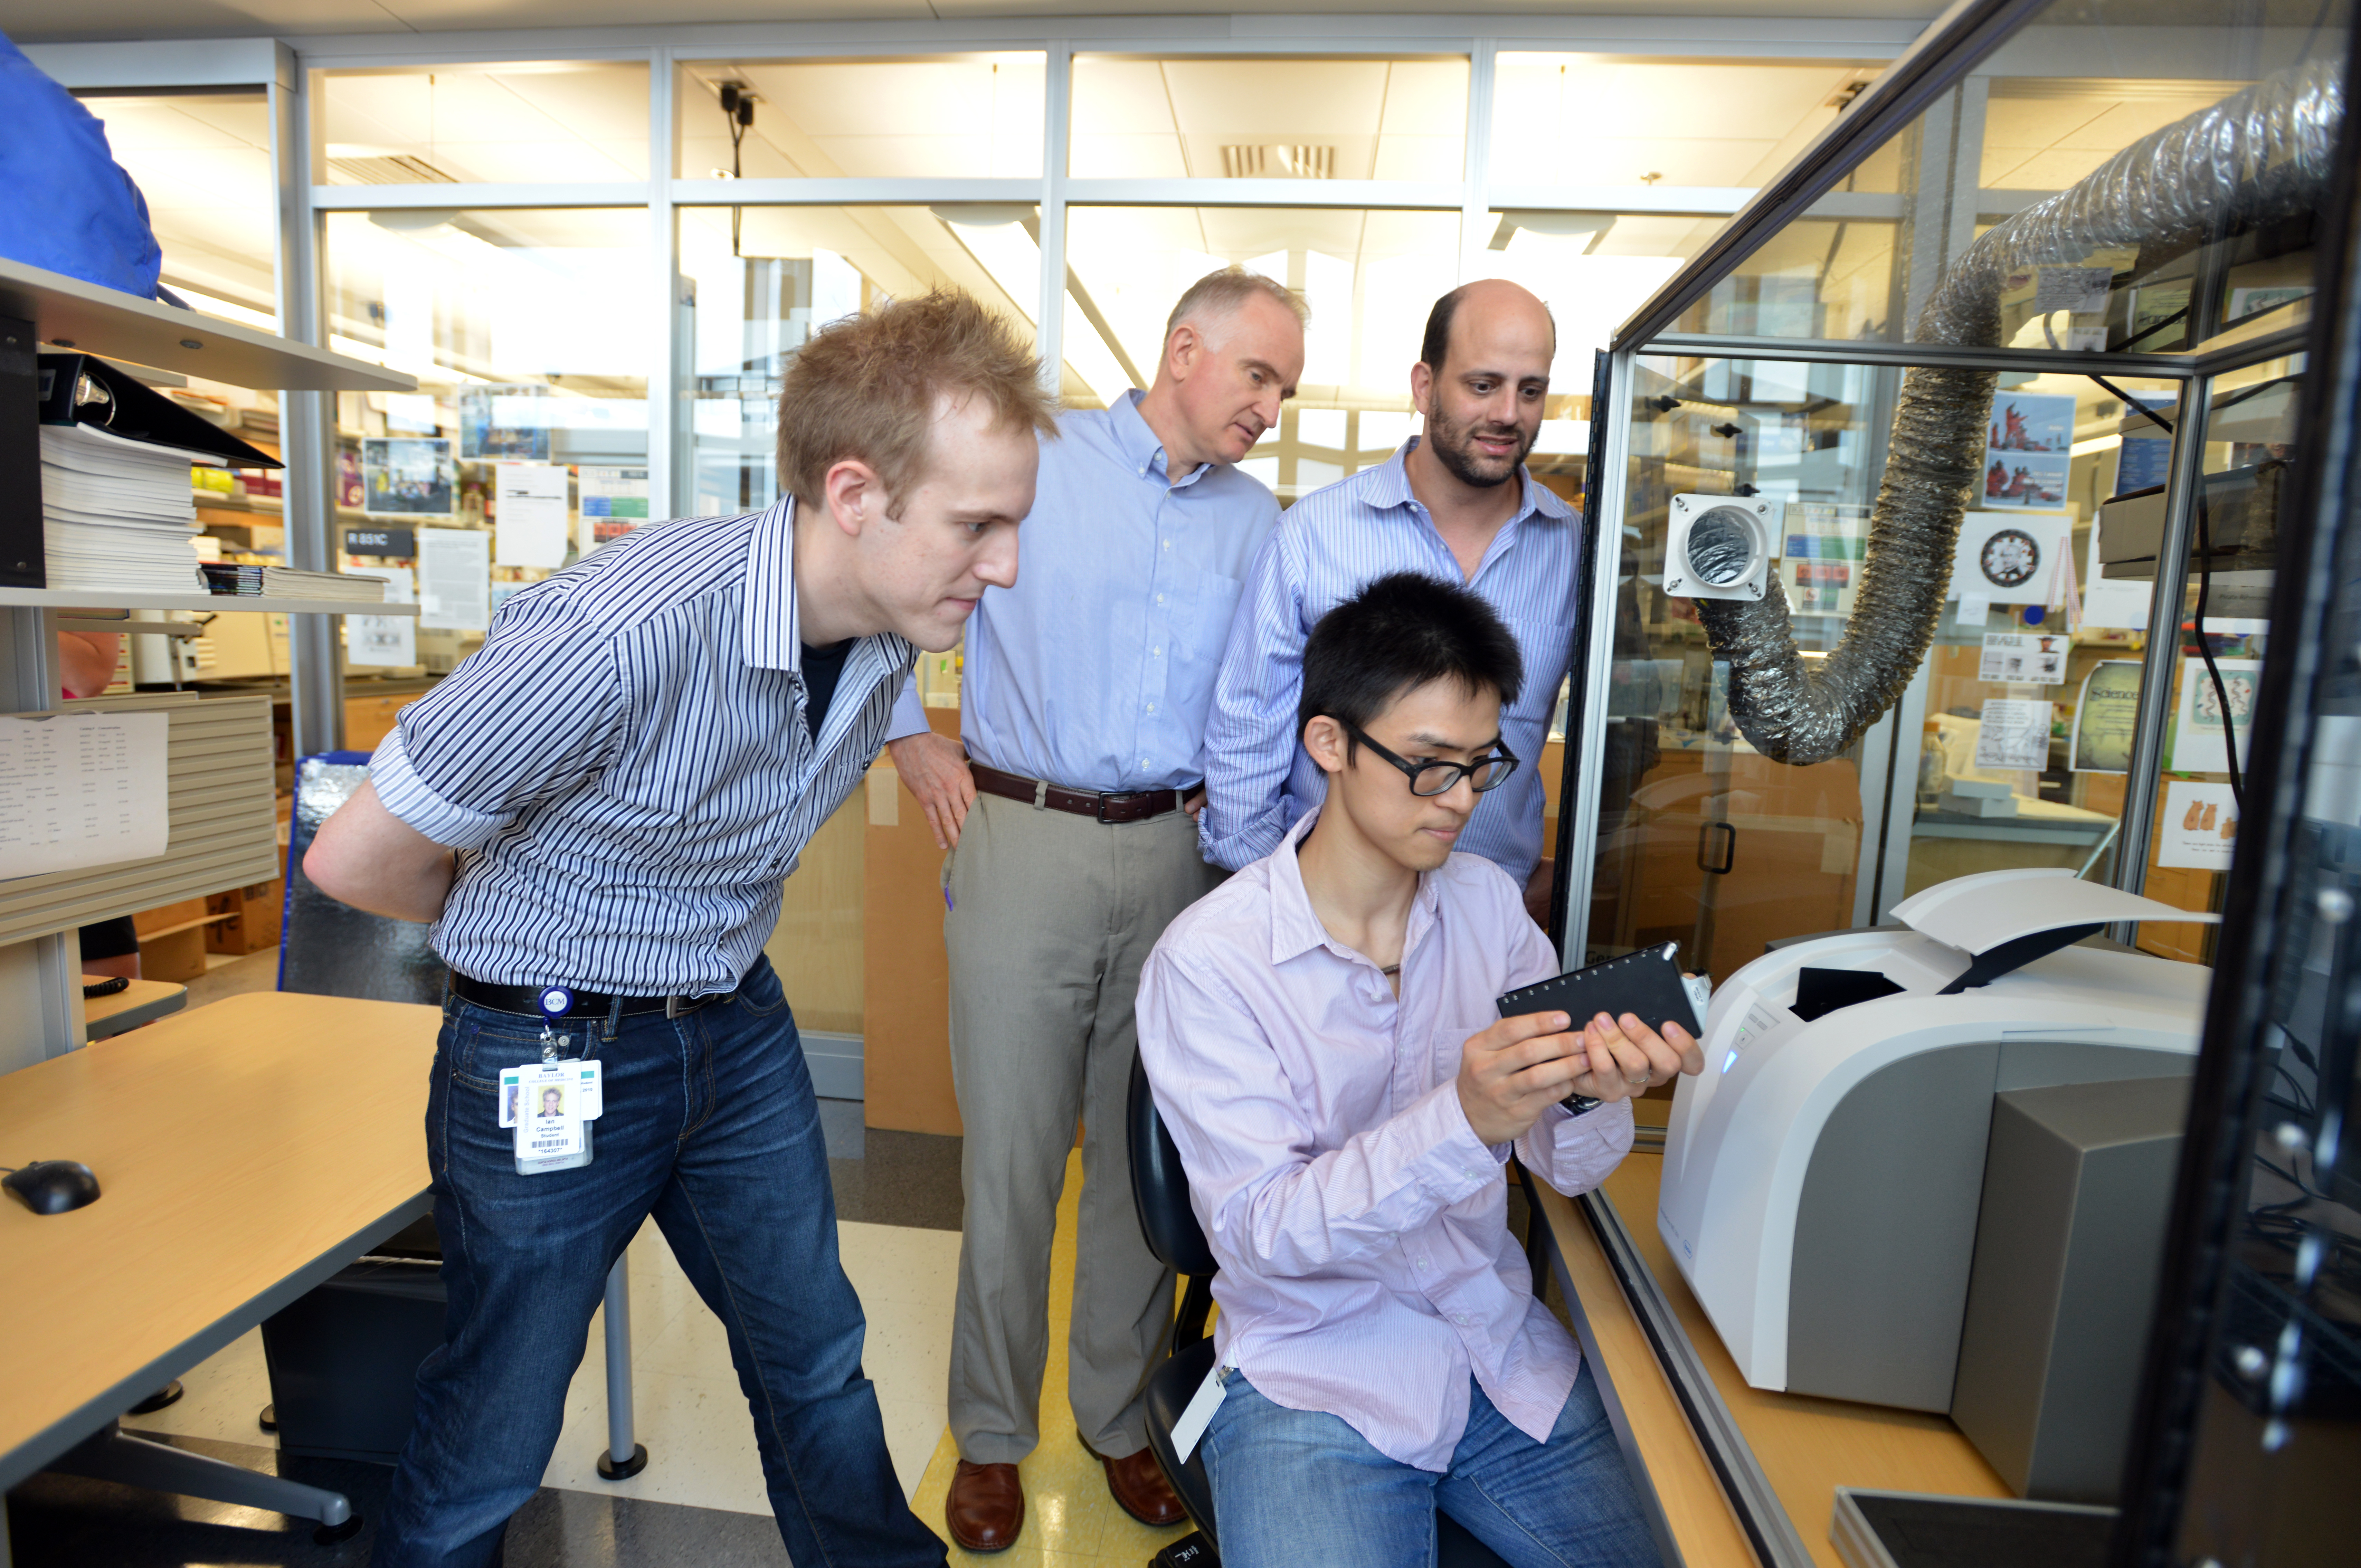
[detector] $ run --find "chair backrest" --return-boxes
[1128,1050,1219,1279]
[280,752,449,1004]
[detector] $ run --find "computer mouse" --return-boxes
[3,1160,102,1215]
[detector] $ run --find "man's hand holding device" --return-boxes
[1455,1008,1701,1146]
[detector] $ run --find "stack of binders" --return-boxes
[38,422,208,592]
[37,351,282,595]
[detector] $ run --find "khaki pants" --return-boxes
[944,787,1223,1464]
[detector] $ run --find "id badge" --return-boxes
[500,1058,604,1175]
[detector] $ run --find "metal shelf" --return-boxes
[0,256,413,394]
[0,588,417,616]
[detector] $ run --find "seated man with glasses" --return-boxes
[1138,571,1700,1567]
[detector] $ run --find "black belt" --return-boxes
[450,973,733,1020]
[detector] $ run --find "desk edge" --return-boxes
[1582,1187,1819,1568]
[0,1188,431,1492]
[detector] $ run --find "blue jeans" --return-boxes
[1201,1367,1656,1568]
[372,958,945,1567]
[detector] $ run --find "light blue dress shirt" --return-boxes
[887,390,1282,793]
[1198,440,1579,887]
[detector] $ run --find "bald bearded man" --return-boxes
[1201,279,1576,924]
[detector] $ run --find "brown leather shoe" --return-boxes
[946,1460,1024,1552]
[1091,1439,1188,1528]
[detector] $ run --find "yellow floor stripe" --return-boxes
[913,1149,1191,1566]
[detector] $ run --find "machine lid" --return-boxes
[1892,867,2219,958]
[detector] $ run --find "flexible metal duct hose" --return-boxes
[1695,58,2344,766]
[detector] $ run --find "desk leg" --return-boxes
[596,1255,648,1480]
[48,1423,360,1543]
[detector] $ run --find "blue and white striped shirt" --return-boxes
[1199,440,1578,887]
[370,496,913,995]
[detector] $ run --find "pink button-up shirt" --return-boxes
[1136,810,1635,1472]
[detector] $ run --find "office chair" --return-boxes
[1127,1054,1512,1567]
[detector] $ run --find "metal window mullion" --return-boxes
[1061,178,1466,211]
[279,43,343,760]
[670,177,1049,207]
[309,181,651,210]
[1038,40,1072,396]
[1559,347,1639,968]
[1461,38,1497,283]
[650,46,679,521]
[2114,377,2214,907]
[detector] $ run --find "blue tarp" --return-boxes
[0,30,164,300]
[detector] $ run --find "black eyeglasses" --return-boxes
[1342,723,1519,797]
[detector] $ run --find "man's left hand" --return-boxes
[1182,787,1207,819]
[1565,1011,1705,1103]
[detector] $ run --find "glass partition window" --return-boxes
[1490,55,1879,190]
[675,56,1044,180]
[1064,206,1459,496]
[1069,56,1467,181]
[74,91,276,329]
[314,63,650,183]
[1667,0,2347,351]
[679,204,1038,517]
[322,208,651,670]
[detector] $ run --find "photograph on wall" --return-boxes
[1982,450,2071,510]
[2069,660,2143,773]
[459,385,551,462]
[1987,391,2076,455]
[361,437,456,517]
[2158,780,2239,870]
[1949,512,2072,604]
[2171,657,2261,774]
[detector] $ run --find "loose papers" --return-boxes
[0,712,170,877]
[418,528,492,631]
[493,463,571,569]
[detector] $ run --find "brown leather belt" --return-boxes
[970,761,1195,824]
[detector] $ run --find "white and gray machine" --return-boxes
[1657,868,2217,1413]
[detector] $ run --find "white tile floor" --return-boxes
[121,1216,963,1517]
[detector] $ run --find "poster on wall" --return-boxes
[2172,657,2262,774]
[578,466,651,553]
[1973,697,2054,771]
[2069,660,2142,773]
[492,463,572,568]
[417,527,491,631]
[1982,451,2071,509]
[459,385,551,462]
[346,568,418,668]
[1949,512,2073,604]
[2158,780,2239,869]
[361,437,456,517]
[1778,502,1865,615]
[1978,631,2068,685]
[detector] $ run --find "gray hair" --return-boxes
[1164,265,1310,339]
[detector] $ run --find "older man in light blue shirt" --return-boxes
[884,267,1306,1553]
[1202,279,1576,917]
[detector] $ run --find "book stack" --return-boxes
[199,563,386,603]
[39,424,206,592]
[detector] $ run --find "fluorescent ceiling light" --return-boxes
[1490,210,1617,255]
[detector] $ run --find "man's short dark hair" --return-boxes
[1299,572,1524,753]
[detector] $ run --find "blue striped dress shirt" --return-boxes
[1199,440,1579,887]
[370,496,913,995]
[886,391,1281,792]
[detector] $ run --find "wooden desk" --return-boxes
[81,978,188,1042]
[0,991,439,1492]
[1535,1155,2009,1567]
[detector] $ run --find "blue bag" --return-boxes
[0,31,165,300]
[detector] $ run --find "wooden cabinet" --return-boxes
[862,708,961,1134]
